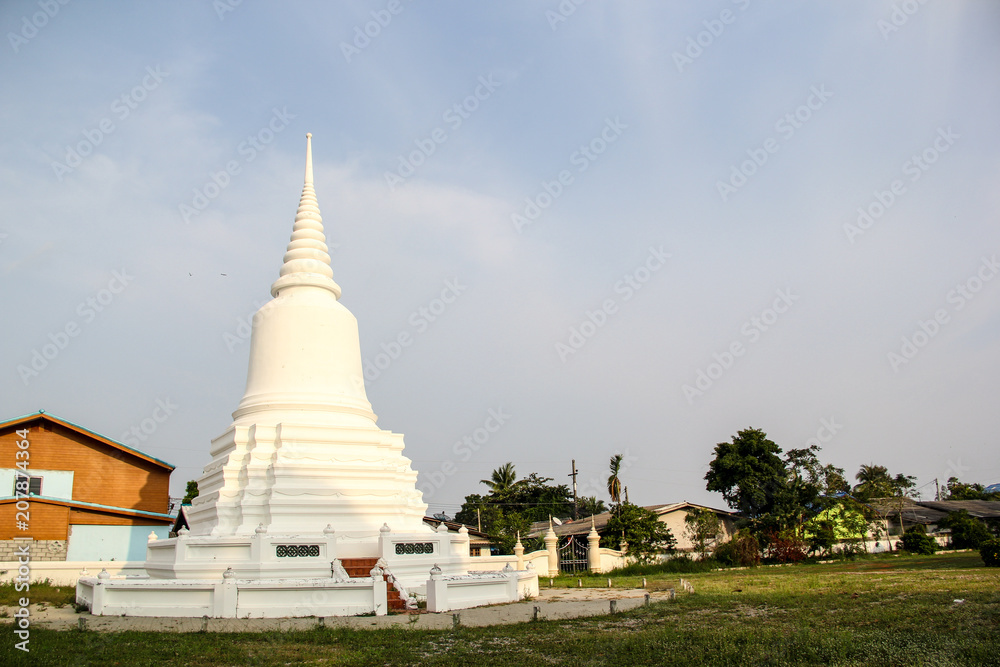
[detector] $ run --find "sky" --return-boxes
[2,1,998,517]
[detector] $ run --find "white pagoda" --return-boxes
[77,135,537,617]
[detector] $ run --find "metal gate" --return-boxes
[558,535,589,573]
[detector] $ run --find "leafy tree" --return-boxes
[843,497,883,554]
[455,470,574,554]
[491,511,532,555]
[945,477,1000,501]
[705,428,786,523]
[938,510,992,549]
[181,480,199,505]
[777,446,833,531]
[804,519,836,556]
[454,494,497,531]
[577,496,607,518]
[684,508,723,558]
[481,462,518,494]
[601,502,675,562]
[607,454,623,505]
[805,497,876,555]
[500,473,574,521]
[819,466,851,496]
[892,473,917,497]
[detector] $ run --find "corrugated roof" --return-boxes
[914,500,1000,519]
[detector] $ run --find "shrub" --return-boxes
[713,541,739,567]
[980,538,1000,567]
[714,531,760,567]
[764,530,808,563]
[900,525,937,555]
[835,541,864,560]
[735,531,762,566]
[938,510,992,549]
[607,555,714,576]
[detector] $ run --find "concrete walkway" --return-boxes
[10,587,674,633]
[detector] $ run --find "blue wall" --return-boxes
[66,524,171,561]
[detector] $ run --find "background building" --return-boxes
[0,411,174,562]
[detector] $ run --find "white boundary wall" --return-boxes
[0,560,147,585]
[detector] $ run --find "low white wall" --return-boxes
[468,550,551,576]
[0,560,148,585]
[426,570,537,613]
[598,548,627,573]
[77,575,387,618]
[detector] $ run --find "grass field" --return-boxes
[2,552,998,666]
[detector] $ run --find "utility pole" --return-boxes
[569,459,579,520]
[624,486,629,504]
[935,478,940,501]
[477,507,481,532]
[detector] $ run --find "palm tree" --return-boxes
[853,464,893,500]
[607,454,623,505]
[481,462,517,494]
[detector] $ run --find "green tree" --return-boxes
[705,428,786,524]
[684,508,723,558]
[938,510,992,549]
[455,470,574,554]
[853,464,895,500]
[778,446,831,532]
[491,511,532,555]
[607,454,623,505]
[181,480,199,505]
[481,462,518,494]
[853,465,914,501]
[497,473,574,522]
[601,502,676,562]
[804,519,836,556]
[577,496,607,518]
[945,477,1000,501]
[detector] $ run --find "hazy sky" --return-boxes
[2,1,998,515]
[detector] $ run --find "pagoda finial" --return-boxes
[269,133,342,299]
[304,132,314,185]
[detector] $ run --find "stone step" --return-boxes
[340,558,379,578]
[339,558,408,611]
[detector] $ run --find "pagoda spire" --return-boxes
[270,133,341,299]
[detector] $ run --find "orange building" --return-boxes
[0,411,174,562]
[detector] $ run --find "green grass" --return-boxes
[0,579,75,608]
[3,552,999,666]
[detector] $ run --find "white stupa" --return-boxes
[186,133,429,543]
[77,135,537,617]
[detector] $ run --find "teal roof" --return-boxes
[0,494,174,520]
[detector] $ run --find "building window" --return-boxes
[12,476,42,496]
